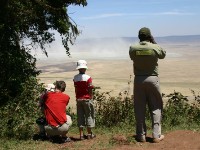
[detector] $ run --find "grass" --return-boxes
[1,123,199,150]
[1,115,199,150]
[0,81,199,150]
[0,125,135,150]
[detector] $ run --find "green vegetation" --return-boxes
[0,0,87,141]
[0,0,199,149]
[163,90,200,130]
[0,78,43,139]
[0,88,199,149]
[93,89,200,131]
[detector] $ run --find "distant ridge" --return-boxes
[77,35,200,44]
[122,35,200,43]
[156,35,200,43]
[71,35,200,53]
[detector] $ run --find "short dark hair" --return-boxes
[55,81,66,92]
[138,27,151,41]
[139,34,149,41]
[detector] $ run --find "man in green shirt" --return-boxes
[129,27,166,143]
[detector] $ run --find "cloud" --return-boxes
[158,10,195,15]
[81,11,195,20]
[81,13,127,20]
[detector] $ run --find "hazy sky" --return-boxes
[34,0,200,59]
[68,0,200,39]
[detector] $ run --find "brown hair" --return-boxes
[55,81,66,92]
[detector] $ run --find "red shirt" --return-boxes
[73,73,94,99]
[43,92,70,127]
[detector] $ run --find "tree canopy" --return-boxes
[0,0,87,56]
[0,0,87,105]
[0,0,87,138]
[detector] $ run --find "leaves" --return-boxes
[0,0,87,55]
[0,0,87,139]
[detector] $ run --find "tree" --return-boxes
[0,0,87,139]
[0,0,87,105]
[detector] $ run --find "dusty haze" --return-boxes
[35,36,200,109]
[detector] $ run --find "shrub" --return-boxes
[0,77,43,139]
[93,89,135,127]
[162,90,200,129]
[1,76,199,140]
[188,90,200,124]
[94,86,200,131]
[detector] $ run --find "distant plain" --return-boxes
[36,36,200,108]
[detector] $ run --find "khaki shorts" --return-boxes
[44,115,72,136]
[77,99,95,128]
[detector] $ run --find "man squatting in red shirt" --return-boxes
[37,81,72,142]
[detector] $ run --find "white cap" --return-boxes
[76,60,88,70]
[45,84,55,92]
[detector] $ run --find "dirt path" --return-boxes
[47,130,200,150]
[113,130,200,150]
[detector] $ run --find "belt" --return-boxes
[77,99,91,101]
[135,75,158,76]
[49,122,67,128]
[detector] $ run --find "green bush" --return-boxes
[163,91,200,129]
[1,77,199,140]
[0,77,43,140]
[189,90,200,123]
[94,89,135,127]
[93,86,200,131]
[163,91,190,126]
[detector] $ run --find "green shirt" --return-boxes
[129,41,166,76]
